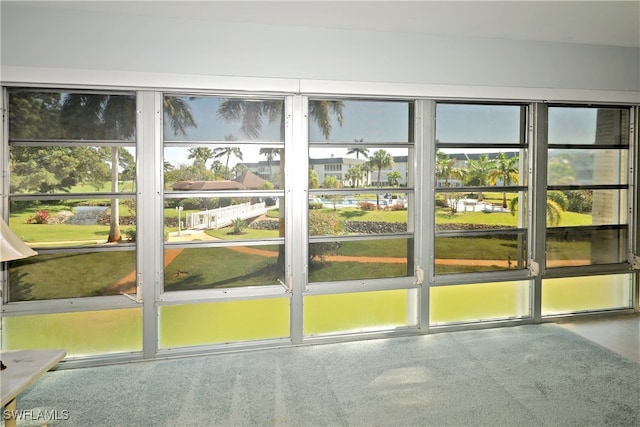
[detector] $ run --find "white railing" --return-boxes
[185,202,267,230]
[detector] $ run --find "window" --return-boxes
[434,103,529,274]
[546,106,630,268]
[308,99,414,283]
[6,89,137,301]
[162,95,286,292]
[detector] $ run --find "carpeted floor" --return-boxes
[12,324,640,426]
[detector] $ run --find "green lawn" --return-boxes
[7,199,598,299]
[164,246,282,291]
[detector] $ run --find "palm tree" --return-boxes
[187,147,214,168]
[465,153,495,201]
[346,145,369,159]
[489,152,520,208]
[387,170,401,187]
[217,99,344,269]
[509,193,565,226]
[61,95,195,242]
[213,135,243,180]
[367,149,394,208]
[345,164,364,188]
[259,148,280,182]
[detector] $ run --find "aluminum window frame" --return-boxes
[306,97,419,293]
[2,87,140,309]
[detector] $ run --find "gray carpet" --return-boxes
[13,324,640,426]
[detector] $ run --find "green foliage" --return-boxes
[125,228,136,242]
[308,210,343,262]
[309,169,320,189]
[309,202,324,210]
[565,190,593,213]
[547,190,569,211]
[230,217,247,235]
[387,170,401,187]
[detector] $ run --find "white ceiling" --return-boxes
[10,1,640,48]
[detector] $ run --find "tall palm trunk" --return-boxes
[107,147,121,242]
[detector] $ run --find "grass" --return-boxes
[164,246,282,291]
[205,227,280,240]
[7,197,600,299]
[435,236,522,259]
[9,251,135,300]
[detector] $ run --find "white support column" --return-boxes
[288,94,309,344]
[418,99,436,332]
[137,91,163,359]
[530,103,548,322]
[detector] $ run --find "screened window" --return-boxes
[434,103,529,274]
[546,106,630,268]
[162,95,285,291]
[308,99,414,284]
[6,89,137,301]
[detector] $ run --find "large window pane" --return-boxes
[9,250,136,301]
[546,105,630,272]
[8,90,136,141]
[436,104,525,144]
[6,89,138,303]
[308,238,412,282]
[309,100,411,143]
[434,103,528,277]
[548,107,629,145]
[163,246,284,291]
[548,149,628,186]
[163,96,284,142]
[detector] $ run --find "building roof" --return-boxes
[234,170,266,189]
[171,170,266,191]
[172,180,246,191]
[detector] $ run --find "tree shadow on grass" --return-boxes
[165,263,283,291]
[339,210,366,219]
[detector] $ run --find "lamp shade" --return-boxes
[0,216,37,262]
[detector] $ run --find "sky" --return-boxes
[162,99,599,168]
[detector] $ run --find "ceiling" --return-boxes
[9,1,640,48]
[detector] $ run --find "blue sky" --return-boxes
[162,99,599,167]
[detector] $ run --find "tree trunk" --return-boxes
[107,148,121,242]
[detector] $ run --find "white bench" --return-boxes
[1,349,66,427]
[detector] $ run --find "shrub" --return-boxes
[565,190,592,213]
[308,210,342,262]
[230,217,247,235]
[309,201,323,210]
[388,203,406,211]
[125,228,136,242]
[358,201,376,211]
[28,210,50,224]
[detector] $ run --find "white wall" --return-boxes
[2,2,639,101]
